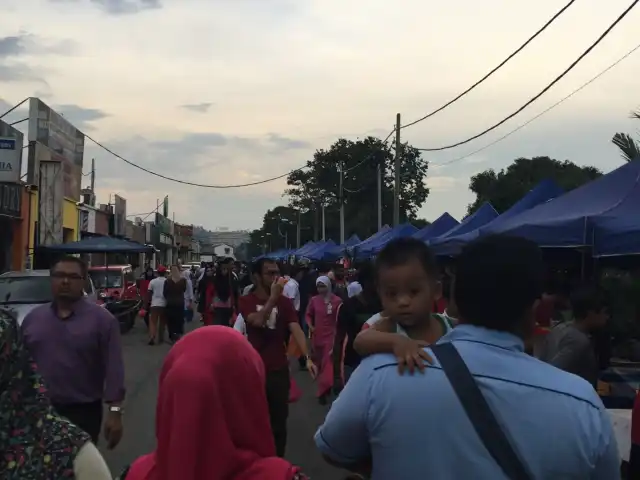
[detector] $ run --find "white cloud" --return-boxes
[1,0,639,229]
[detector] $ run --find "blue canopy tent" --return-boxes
[265,248,293,260]
[40,236,154,254]
[344,234,361,247]
[350,225,391,256]
[357,223,419,258]
[323,234,361,260]
[430,180,563,256]
[591,162,640,256]
[490,161,640,249]
[412,213,459,242]
[429,203,498,249]
[304,240,337,260]
[292,241,317,257]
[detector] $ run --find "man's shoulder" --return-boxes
[23,303,53,323]
[81,300,116,321]
[359,352,399,373]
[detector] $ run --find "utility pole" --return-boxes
[394,113,401,226]
[338,162,345,244]
[376,159,382,231]
[296,209,301,248]
[90,158,95,193]
[321,204,326,241]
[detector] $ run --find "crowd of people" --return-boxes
[1,234,635,478]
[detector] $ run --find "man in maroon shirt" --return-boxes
[239,258,317,457]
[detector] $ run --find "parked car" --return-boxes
[88,265,142,333]
[0,270,97,326]
[88,265,138,303]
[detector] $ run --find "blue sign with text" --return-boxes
[0,139,16,150]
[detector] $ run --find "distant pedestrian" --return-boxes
[138,266,155,328]
[305,276,342,404]
[211,258,237,326]
[164,265,188,342]
[146,265,168,344]
[21,256,125,448]
[197,266,215,325]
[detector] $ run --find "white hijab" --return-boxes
[316,275,332,300]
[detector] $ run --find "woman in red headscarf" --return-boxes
[118,326,308,480]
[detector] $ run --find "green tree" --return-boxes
[467,156,602,215]
[285,136,429,240]
[247,206,316,256]
[612,110,640,162]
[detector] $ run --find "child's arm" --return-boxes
[354,317,432,374]
[353,316,397,357]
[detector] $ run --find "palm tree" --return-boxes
[612,110,640,162]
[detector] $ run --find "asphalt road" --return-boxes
[100,318,345,479]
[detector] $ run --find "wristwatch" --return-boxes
[108,405,123,414]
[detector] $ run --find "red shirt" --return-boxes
[238,293,298,372]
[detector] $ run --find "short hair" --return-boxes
[455,235,543,331]
[357,261,375,289]
[570,284,607,319]
[251,258,276,276]
[51,256,87,276]
[375,238,438,280]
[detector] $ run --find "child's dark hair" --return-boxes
[570,284,607,320]
[375,238,438,279]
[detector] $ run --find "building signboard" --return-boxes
[27,98,84,199]
[0,119,23,183]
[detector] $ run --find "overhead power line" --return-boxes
[0,97,29,120]
[83,133,304,188]
[428,41,640,166]
[417,0,639,152]
[343,129,395,173]
[401,0,578,130]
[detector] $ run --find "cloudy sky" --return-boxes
[2,0,640,231]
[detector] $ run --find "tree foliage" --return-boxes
[467,156,602,215]
[285,137,430,241]
[612,110,640,162]
[247,206,316,257]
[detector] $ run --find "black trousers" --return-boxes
[53,400,103,444]
[213,307,234,326]
[165,305,185,338]
[265,367,290,457]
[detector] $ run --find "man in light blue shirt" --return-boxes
[315,235,619,479]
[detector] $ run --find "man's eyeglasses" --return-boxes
[51,272,84,281]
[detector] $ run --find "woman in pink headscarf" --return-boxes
[306,275,343,405]
[118,326,307,480]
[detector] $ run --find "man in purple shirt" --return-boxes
[21,256,126,448]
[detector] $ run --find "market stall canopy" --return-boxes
[429,203,498,246]
[351,225,391,253]
[304,240,337,260]
[412,213,459,242]
[293,241,318,257]
[357,223,419,258]
[491,161,640,250]
[40,236,154,254]
[323,234,362,260]
[430,179,563,256]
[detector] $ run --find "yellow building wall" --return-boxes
[63,198,79,242]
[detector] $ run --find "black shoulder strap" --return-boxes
[431,342,532,480]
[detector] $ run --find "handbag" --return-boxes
[431,342,532,480]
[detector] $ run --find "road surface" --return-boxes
[100,320,345,479]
